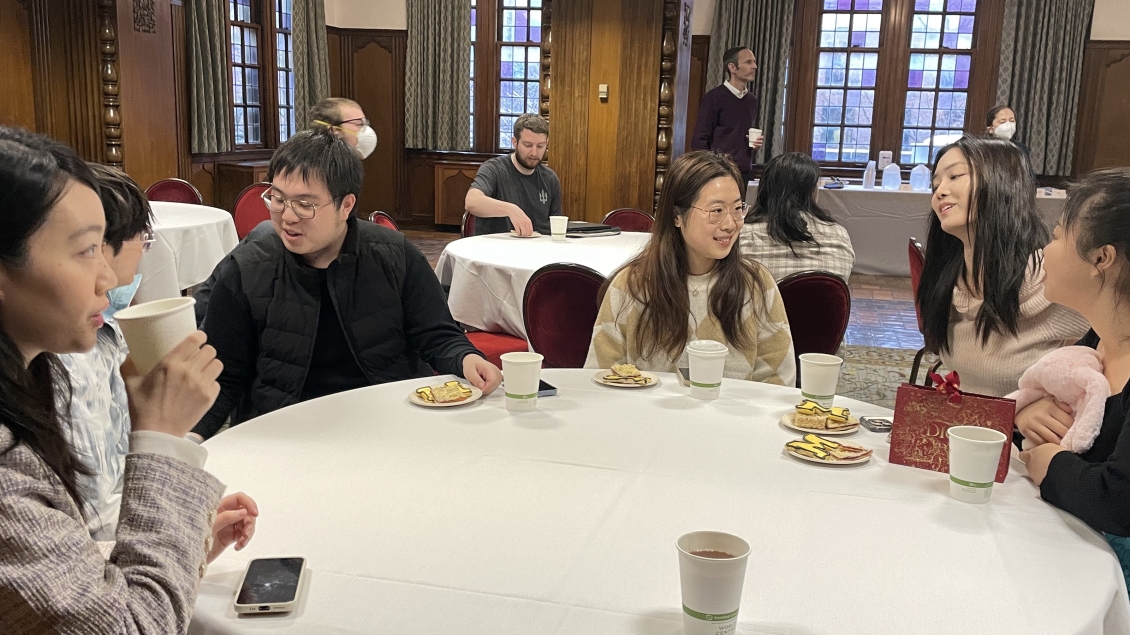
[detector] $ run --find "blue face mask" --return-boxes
[103,273,142,322]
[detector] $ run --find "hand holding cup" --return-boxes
[125,330,223,438]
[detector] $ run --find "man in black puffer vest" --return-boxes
[191,131,502,439]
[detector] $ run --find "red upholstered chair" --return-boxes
[465,332,528,368]
[777,271,851,386]
[368,211,399,230]
[461,211,476,238]
[602,208,654,232]
[145,178,203,205]
[523,263,606,368]
[233,182,272,239]
[907,237,939,384]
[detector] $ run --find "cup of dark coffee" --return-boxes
[676,531,751,635]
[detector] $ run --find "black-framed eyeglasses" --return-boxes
[339,117,370,128]
[260,190,337,220]
[691,202,749,225]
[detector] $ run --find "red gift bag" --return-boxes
[889,371,1017,483]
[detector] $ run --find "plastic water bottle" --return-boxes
[909,164,931,192]
[862,161,877,189]
[881,163,902,190]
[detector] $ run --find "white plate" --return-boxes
[592,370,661,388]
[408,384,483,408]
[785,445,872,466]
[509,231,542,238]
[779,411,859,436]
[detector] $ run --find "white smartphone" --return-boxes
[234,557,307,614]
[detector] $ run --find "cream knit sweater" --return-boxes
[940,255,1090,397]
[584,265,797,386]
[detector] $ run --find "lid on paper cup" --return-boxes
[686,339,729,357]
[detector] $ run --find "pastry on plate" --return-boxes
[602,363,653,385]
[824,406,857,431]
[794,400,832,429]
[786,434,871,463]
[415,381,473,404]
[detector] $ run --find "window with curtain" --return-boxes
[470,0,543,152]
[227,0,299,149]
[786,0,1003,168]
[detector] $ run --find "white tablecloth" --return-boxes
[435,233,650,339]
[135,202,239,303]
[745,184,1067,276]
[190,369,1130,635]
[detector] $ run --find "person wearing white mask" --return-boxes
[986,105,1031,161]
[309,97,378,160]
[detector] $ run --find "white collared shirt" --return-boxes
[724,80,749,99]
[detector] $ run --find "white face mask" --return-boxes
[993,121,1016,141]
[354,125,378,159]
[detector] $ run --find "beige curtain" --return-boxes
[186,0,232,153]
[996,0,1095,176]
[292,0,331,130]
[405,0,472,150]
[708,0,795,159]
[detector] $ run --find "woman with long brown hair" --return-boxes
[585,151,795,384]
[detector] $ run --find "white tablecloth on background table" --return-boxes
[135,202,239,303]
[745,184,1067,276]
[190,369,1129,635]
[435,233,650,339]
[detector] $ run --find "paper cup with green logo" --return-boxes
[500,351,543,412]
[113,297,197,376]
[677,531,750,635]
[799,353,843,409]
[550,215,569,241]
[686,340,728,400]
[947,426,1007,504]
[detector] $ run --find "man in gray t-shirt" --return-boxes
[465,114,562,236]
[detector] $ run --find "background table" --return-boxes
[745,183,1067,276]
[135,202,239,303]
[435,233,650,339]
[190,369,1128,635]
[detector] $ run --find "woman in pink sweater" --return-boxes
[915,135,1088,397]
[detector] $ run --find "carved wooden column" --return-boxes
[654,0,693,207]
[97,0,123,166]
[540,0,551,122]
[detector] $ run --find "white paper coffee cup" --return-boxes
[501,351,543,412]
[686,340,728,400]
[550,215,569,241]
[113,297,198,376]
[748,128,762,147]
[947,426,1007,504]
[799,353,843,408]
[677,531,751,635]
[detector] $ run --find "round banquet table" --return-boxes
[189,369,1129,635]
[434,233,651,339]
[134,201,239,304]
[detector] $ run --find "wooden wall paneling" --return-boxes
[612,0,664,215]
[98,0,123,166]
[117,0,183,185]
[327,28,407,220]
[327,31,342,96]
[584,0,624,222]
[668,0,693,165]
[171,0,191,181]
[433,163,479,225]
[686,34,710,153]
[190,162,217,206]
[547,0,592,220]
[0,0,37,130]
[406,152,436,221]
[962,0,1004,138]
[1073,41,1130,173]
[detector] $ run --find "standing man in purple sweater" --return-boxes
[692,46,763,187]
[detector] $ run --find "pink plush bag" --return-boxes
[1007,346,1110,453]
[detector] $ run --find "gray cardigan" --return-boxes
[0,425,224,634]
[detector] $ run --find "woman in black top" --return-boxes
[1018,168,1130,538]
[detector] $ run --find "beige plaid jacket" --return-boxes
[739,216,855,283]
[0,425,224,634]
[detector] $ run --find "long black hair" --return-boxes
[917,135,1046,354]
[747,152,837,255]
[0,126,98,509]
[1061,167,1130,310]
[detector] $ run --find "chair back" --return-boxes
[233,182,272,239]
[777,271,851,367]
[908,237,925,331]
[368,211,399,231]
[601,208,654,232]
[461,211,476,238]
[145,178,203,205]
[523,263,606,368]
